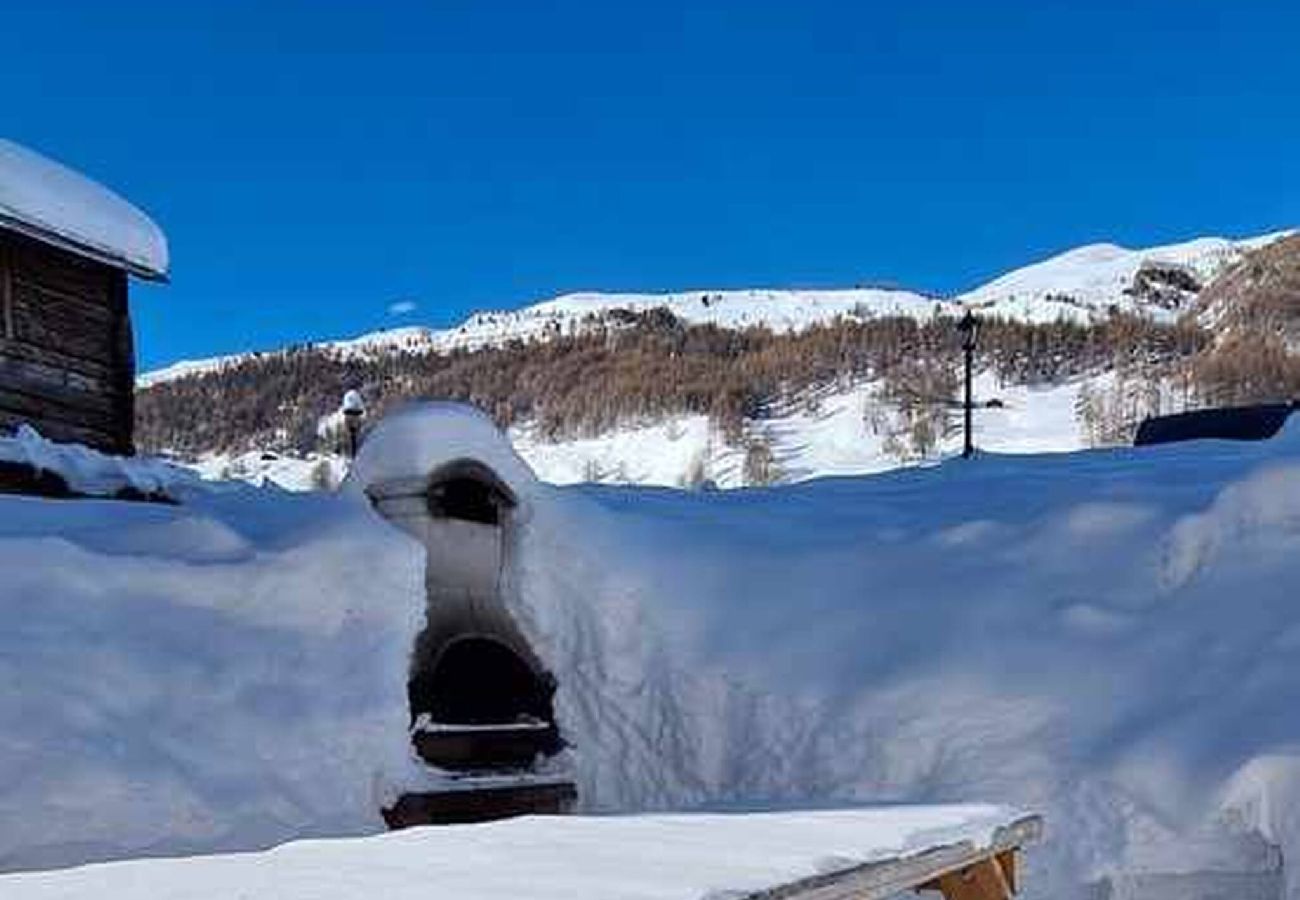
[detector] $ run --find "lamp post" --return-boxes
[957,310,979,459]
[341,389,366,458]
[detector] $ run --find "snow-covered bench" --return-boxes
[0,805,1042,900]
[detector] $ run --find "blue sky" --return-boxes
[3,1,1298,370]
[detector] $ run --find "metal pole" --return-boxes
[963,337,974,459]
[956,310,977,460]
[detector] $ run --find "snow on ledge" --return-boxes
[0,805,1032,900]
[0,138,168,279]
[0,425,199,498]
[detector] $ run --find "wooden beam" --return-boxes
[996,850,1017,894]
[738,815,1042,900]
[927,858,1013,900]
[1,240,13,340]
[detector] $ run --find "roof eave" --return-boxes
[0,213,169,282]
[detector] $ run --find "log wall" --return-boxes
[0,229,135,454]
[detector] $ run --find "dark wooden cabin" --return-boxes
[0,139,168,455]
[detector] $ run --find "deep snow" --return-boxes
[0,138,168,278]
[4,403,1300,900]
[0,458,427,871]
[0,805,1027,900]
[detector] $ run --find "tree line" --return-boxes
[136,308,1220,457]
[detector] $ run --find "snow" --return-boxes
[0,138,168,279]
[0,805,1025,900]
[7,403,1300,900]
[203,372,1094,492]
[957,233,1291,324]
[0,477,431,872]
[343,401,536,501]
[0,424,200,497]
[341,389,366,414]
[137,230,1289,389]
[508,416,1300,900]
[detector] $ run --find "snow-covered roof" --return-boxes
[0,139,168,280]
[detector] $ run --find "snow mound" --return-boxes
[506,418,1300,900]
[0,424,200,498]
[0,805,1026,900]
[344,401,537,502]
[0,475,428,872]
[0,138,168,279]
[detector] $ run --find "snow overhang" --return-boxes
[0,138,169,281]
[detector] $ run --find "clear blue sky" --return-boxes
[3,1,1297,370]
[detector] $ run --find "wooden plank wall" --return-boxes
[0,230,135,455]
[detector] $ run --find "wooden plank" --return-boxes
[110,269,135,454]
[931,858,1012,900]
[0,384,118,428]
[12,281,117,363]
[996,850,1016,894]
[740,815,1042,900]
[9,231,115,304]
[0,351,114,411]
[10,271,113,321]
[1,240,12,340]
[384,780,578,829]
[0,334,114,381]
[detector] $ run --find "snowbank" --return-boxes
[8,403,1300,900]
[0,404,542,873]
[506,418,1300,900]
[0,472,427,871]
[0,138,168,279]
[344,401,538,504]
[0,805,1026,900]
[0,424,200,498]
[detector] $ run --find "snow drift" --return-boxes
[508,415,1300,900]
[5,402,1300,900]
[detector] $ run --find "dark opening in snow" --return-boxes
[408,636,562,772]
[426,460,516,526]
[410,636,555,726]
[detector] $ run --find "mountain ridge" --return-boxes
[140,230,1291,388]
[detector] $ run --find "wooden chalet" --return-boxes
[0,139,168,455]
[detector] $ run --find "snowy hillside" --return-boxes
[189,373,1097,492]
[960,233,1289,324]
[6,403,1300,900]
[138,287,946,387]
[138,232,1287,388]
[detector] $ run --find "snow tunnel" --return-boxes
[358,413,574,826]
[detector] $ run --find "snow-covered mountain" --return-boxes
[960,233,1289,323]
[139,231,1290,388]
[144,229,1296,492]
